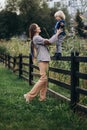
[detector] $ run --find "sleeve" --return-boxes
[60,20,65,28]
[33,35,45,45]
[48,34,58,44]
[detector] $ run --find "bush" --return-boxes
[0,45,8,54]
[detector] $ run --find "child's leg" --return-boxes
[52,35,64,59]
[56,35,64,53]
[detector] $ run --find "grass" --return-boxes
[0,64,87,130]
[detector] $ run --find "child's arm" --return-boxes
[59,21,65,28]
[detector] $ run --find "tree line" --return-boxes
[0,0,86,40]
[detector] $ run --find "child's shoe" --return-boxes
[52,53,61,60]
[56,53,62,59]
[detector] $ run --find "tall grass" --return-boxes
[0,37,30,56]
[0,64,87,130]
[0,36,87,104]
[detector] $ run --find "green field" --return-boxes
[0,64,87,130]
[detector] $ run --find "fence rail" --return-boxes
[0,52,87,113]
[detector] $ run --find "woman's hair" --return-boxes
[54,10,65,20]
[29,23,37,39]
[29,23,37,59]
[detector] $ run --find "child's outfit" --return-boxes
[53,20,65,59]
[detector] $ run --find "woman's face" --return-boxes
[35,24,41,33]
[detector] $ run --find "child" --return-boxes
[53,10,66,59]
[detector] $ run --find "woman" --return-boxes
[24,23,61,102]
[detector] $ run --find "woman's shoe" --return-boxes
[24,94,30,103]
[38,98,46,102]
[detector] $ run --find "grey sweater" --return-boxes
[33,34,58,62]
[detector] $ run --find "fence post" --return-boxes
[19,54,22,78]
[70,51,79,110]
[29,54,33,85]
[75,51,79,102]
[13,56,16,72]
[5,54,7,67]
[3,53,5,63]
[0,53,3,63]
[8,54,10,69]
[2,53,4,63]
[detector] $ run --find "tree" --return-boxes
[1,0,71,39]
[78,0,87,13]
[75,10,85,37]
[5,0,19,13]
[18,0,52,37]
[0,10,19,39]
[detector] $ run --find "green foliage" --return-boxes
[0,10,19,39]
[0,37,29,56]
[75,10,85,37]
[49,35,87,99]
[0,65,87,130]
[18,0,53,37]
[0,45,8,54]
[0,0,71,39]
[5,0,19,12]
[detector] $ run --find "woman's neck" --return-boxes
[34,32,39,36]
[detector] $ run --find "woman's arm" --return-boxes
[33,29,62,45]
[33,35,50,45]
[44,29,62,45]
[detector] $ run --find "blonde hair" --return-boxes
[54,10,65,20]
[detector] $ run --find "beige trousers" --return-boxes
[26,61,49,101]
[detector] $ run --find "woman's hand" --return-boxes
[44,39,51,45]
[56,29,63,36]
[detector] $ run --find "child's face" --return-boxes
[55,16,61,21]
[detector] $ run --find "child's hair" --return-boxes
[54,10,65,20]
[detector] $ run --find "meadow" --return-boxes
[0,35,87,102]
[0,64,87,130]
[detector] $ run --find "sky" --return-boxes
[0,0,6,8]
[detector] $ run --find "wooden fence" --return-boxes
[0,52,87,113]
